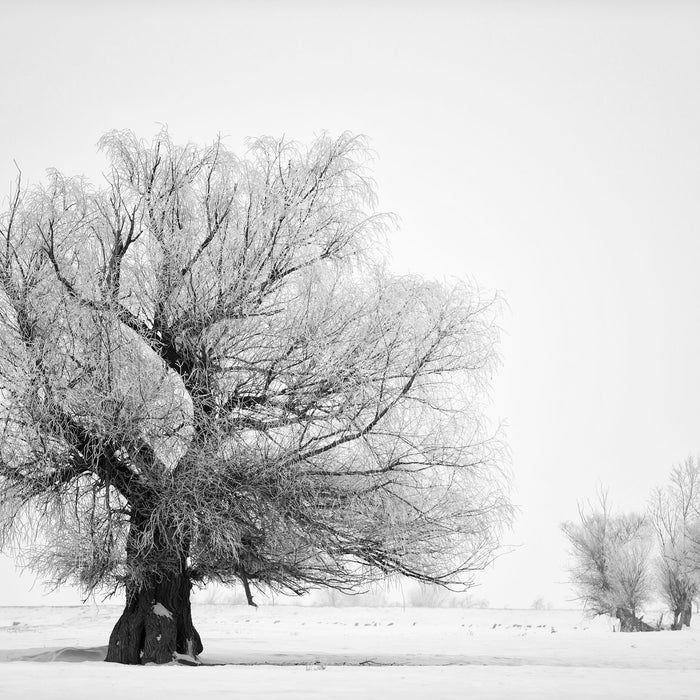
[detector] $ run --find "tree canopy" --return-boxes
[0,129,510,662]
[562,491,653,630]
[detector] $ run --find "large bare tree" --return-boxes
[0,130,510,664]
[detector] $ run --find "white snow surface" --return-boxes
[0,605,698,698]
[152,602,173,619]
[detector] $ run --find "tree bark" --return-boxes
[682,600,693,628]
[105,569,203,664]
[105,514,202,664]
[615,607,656,632]
[670,596,692,630]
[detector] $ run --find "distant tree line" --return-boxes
[561,456,700,632]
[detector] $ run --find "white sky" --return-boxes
[1,0,700,608]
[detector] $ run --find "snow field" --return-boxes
[0,605,699,698]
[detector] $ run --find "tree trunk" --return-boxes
[672,607,682,631]
[682,601,693,628]
[104,513,202,664]
[615,607,656,632]
[671,596,692,630]
[105,568,203,664]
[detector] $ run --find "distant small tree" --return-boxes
[561,491,653,631]
[649,456,700,629]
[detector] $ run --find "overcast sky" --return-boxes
[1,0,700,608]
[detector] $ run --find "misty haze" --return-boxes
[1,2,700,699]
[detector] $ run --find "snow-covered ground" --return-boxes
[0,605,699,698]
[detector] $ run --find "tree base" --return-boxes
[105,572,203,664]
[671,602,693,630]
[616,608,656,632]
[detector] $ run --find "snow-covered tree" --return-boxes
[649,456,700,629]
[0,130,510,664]
[562,491,653,631]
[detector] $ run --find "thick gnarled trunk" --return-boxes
[672,599,693,630]
[615,607,656,632]
[105,514,202,664]
[681,602,693,628]
[105,568,203,664]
